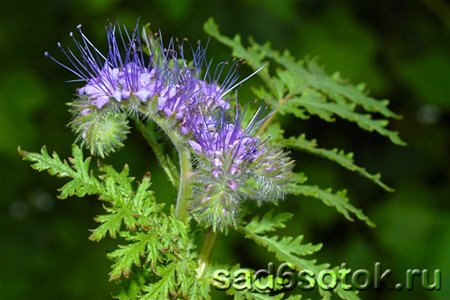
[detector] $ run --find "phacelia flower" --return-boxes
[189,103,294,231]
[47,20,294,233]
[46,21,243,154]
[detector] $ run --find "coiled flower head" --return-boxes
[68,98,130,158]
[189,103,294,232]
[46,21,242,155]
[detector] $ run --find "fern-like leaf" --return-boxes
[90,207,138,241]
[18,145,100,198]
[266,123,393,191]
[108,232,156,280]
[289,182,375,227]
[238,211,360,299]
[244,210,293,235]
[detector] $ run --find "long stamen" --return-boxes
[45,49,87,80]
[220,65,266,97]
[76,25,108,62]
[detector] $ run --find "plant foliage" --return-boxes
[19,18,403,299]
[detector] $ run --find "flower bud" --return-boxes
[244,146,294,204]
[69,102,130,158]
[189,172,241,233]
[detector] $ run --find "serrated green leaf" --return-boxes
[108,233,155,281]
[205,18,405,147]
[107,210,193,281]
[268,123,393,191]
[238,213,332,299]
[245,210,293,235]
[204,18,272,86]
[19,145,101,199]
[243,232,324,273]
[99,164,134,200]
[238,211,324,272]
[105,203,196,297]
[90,207,138,241]
[238,213,362,299]
[141,255,198,300]
[142,261,178,299]
[290,184,375,227]
[237,291,287,300]
[306,59,397,118]
[113,274,146,300]
[279,89,405,145]
[130,174,157,214]
[260,47,399,119]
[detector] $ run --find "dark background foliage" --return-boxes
[0,0,448,299]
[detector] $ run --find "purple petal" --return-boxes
[92,96,109,108]
[189,140,203,154]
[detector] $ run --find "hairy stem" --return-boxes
[138,107,192,223]
[134,118,179,188]
[153,114,192,222]
[175,147,192,222]
[196,229,219,278]
[257,93,293,136]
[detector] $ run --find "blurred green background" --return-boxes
[0,0,449,299]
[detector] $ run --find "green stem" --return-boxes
[152,115,192,222]
[196,229,219,278]
[134,118,179,188]
[138,107,193,223]
[257,93,293,136]
[175,147,191,222]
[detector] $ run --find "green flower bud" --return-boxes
[244,146,295,205]
[69,101,130,158]
[189,170,241,233]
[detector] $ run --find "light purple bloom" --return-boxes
[189,103,269,169]
[47,20,294,231]
[46,21,239,127]
[188,100,295,231]
[188,103,273,229]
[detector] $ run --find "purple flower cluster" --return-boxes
[47,21,293,230]
[46,22,234,127]
[188,104,294,231]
